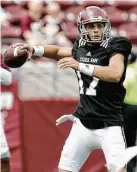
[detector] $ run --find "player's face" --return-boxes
[85,23,104,41]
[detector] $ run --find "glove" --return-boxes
[56,114,74,126]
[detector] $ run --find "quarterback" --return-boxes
[7,6,132,172]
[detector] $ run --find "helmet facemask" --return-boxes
[77,6,111,43]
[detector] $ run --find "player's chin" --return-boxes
[92,37,102,41]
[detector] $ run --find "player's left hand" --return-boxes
[58,57,79,70]
[56,114,74,126]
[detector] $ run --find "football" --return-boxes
[4,43,29,68]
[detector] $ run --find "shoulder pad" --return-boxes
[109,36,131,46]
[72,36,87,58]
[107,36,132,58]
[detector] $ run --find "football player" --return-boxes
[0,55,12,172]
[9,6,132,172]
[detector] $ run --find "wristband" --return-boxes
[78,63,95,76]
[32,46,44,56]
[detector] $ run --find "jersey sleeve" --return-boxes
[107,36,132,59]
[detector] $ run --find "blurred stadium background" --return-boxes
[1,0,137,172]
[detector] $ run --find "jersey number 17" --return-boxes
[77,71,99,96]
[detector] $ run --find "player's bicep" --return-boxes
[44,45,72,60]
[109,53,125,80]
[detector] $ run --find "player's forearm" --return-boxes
[32,45,72,60]
[43,45,65,60]
[93,66,121,82]
[0,67,12,85]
